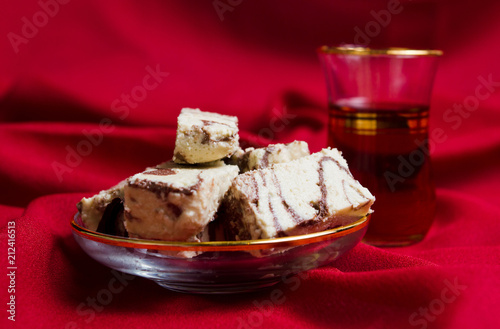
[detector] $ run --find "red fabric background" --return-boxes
[1,1,499,328]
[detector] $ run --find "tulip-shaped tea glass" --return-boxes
[318,46,442,246]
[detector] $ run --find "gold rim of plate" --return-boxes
[71,215,369,251]
[318,45,443,56]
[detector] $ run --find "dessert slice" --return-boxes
[77,180,127,232]
[124,161,239,241]
[234,141,310,173]
[76,161,167,235]
[221,148,375,240]
[173,108,239,164]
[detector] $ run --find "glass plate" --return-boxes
[71,214,369,294]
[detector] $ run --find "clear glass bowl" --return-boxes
[71,214,369,294]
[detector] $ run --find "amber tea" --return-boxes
[329,100,436,245]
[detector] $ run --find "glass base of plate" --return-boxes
[154,278,281,294]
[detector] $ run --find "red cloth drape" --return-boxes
[1,1,499,328]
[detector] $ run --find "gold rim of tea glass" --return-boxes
[318,45,443,57]
[71,214,369,251]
